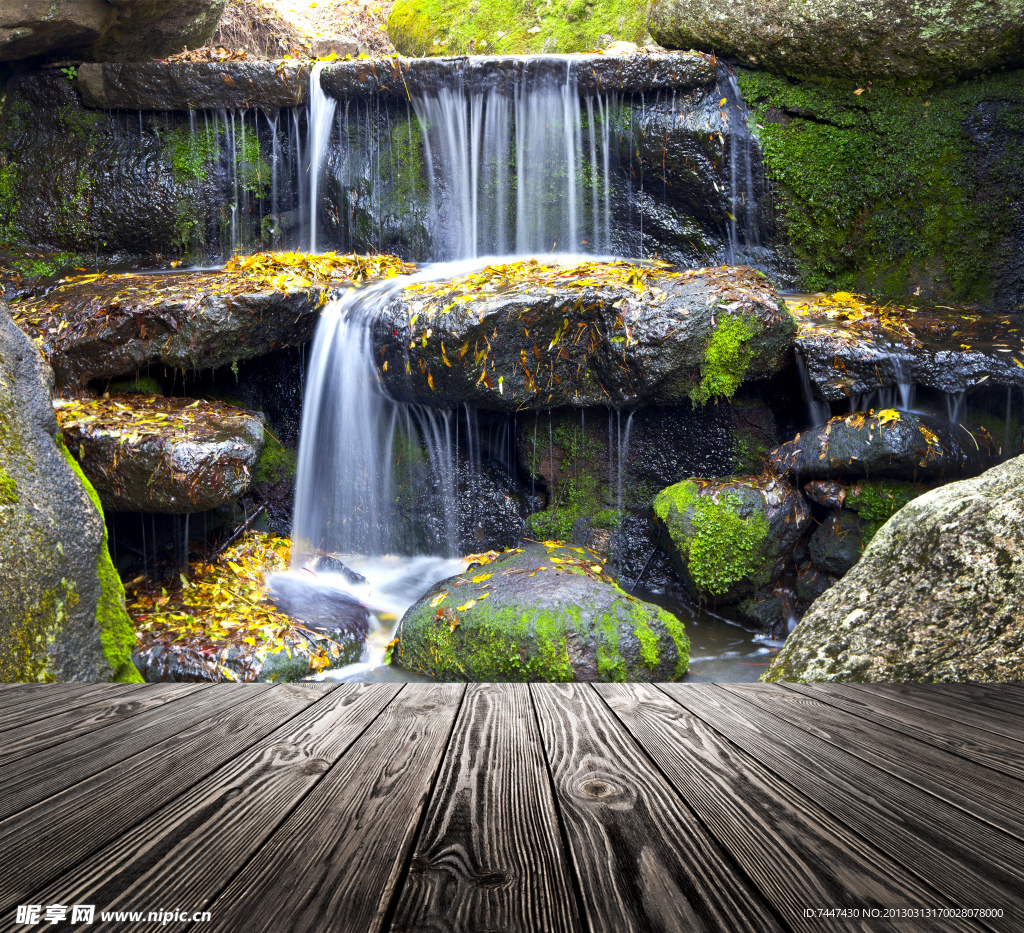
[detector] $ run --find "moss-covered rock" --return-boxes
[652,472,810,602]
[649,0,1024,82]
[739,69,1024,311]
[764,454,1024,682]
[771,410,999,481]
[388,0,651,57]
[0,300,139,682]
[377,260,795,411]
[56,396,264,513]
[394,543,690,681]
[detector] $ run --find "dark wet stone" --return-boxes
[58,396,265,514]
[319,52,717,101]
[13,270,327,388]
[394,543,690,681]
[803,480,848,509]
[795,564,839,612]
[808,509,864,576]
[77,61,311,112]
[739,580,797,634]
[313,555,368,585]
[266,575,371,642]
[376,264,795,411]
[770,411,999,481]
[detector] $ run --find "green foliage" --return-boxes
[255,434,297,485]
[60,66,78,82]
[845,480,926,546]
[0,467,16,504]
[691,313,758,404]
[633,613,660,669]
[236,132,271,196]
[738,69,1024,302]
[388,0,649,57]
[0,160,20,243]
[654,482,769,596]
[166,126,219,185]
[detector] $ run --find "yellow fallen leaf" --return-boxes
[471,573,493,583]
[456,599,476,611]
[429,592,448,607]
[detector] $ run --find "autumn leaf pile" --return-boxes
[164,47,251,62]
[129,532,347,682]
[54,395,256,447]
[787,291,919,344]
[222,250,415,291]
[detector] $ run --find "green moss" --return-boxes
[659,607,690,678]
[236,132,270,197]
[0,160,20,244]
[108,375,163,396]
[845,480,926,546]
[166,125,219,186]
[0,467,16,504]
[654,482,769,595]
[691,313,758,404]
[738,68,1024,303]
[255,433,297,485]
[57,436,142,683]
[632,612,659,669]
[595,612,627,682]
[388,0,649,57]
[0,579,79,683]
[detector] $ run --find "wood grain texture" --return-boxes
[846,683,1024,742]
[389,682,581,933]
[598,683,978,933]
[0,683,146,732]
[533,682,780,933]
[731,684,1024,843]
[0,685,300,914]
[672,683,1023,932]
[0,683,199,767]
[0,683,239,821]
[205,683,465,933]
[917,683,1024,715]
[5,685,402,933]
[788,682,1024,782]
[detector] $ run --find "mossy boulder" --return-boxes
[393,543,690,681]
[764,454,1024,682]
[56,396,264,513]
[652,473,811,603]
[770,411,999,481]
[388,0,651,57]
[649,0,1024,82]
[0,301,139,682]
[377,261,795,411]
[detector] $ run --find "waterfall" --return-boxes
[721,73,764,268]
[308,62,337,253]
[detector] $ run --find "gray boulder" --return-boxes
[376,262,795,411]
[56,396,264,513]
[394,543,690,681]
[652,473,811,603]
[770,411,999,481]
[648,0,1024,81]
[1,0,227,62]
[0,302,139,682]
[765,454,1024,682]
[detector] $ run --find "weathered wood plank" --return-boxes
[533,683,781,933]
[846,683,1024,743]
[921,683,1024,714]
[673,683,1023,932]
[731,684,1024,843]
[9,685,402,933]
[598,683,980,933]
[0,684,324,915]
[389,683,581,933]
[204,684,465,933]
[788,683,1024,782]
[0,683,234,821]
[0,683,146,732]
[0,683,199,767]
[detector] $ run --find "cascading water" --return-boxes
[308,62,338,253]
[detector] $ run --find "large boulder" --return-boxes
[0,1,227,63]
[770,411,999,481]
[376,260,795,411]
[55,396,265,513]
[648,0,1024,81]
[764,454,1024,682]
[0,302,139,682]
[11,254,413,388]
[393,543,690,681]
[652,472,811,603]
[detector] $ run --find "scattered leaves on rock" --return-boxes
[129,532,346,682]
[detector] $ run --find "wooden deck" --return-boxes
[1,683,1022,932]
